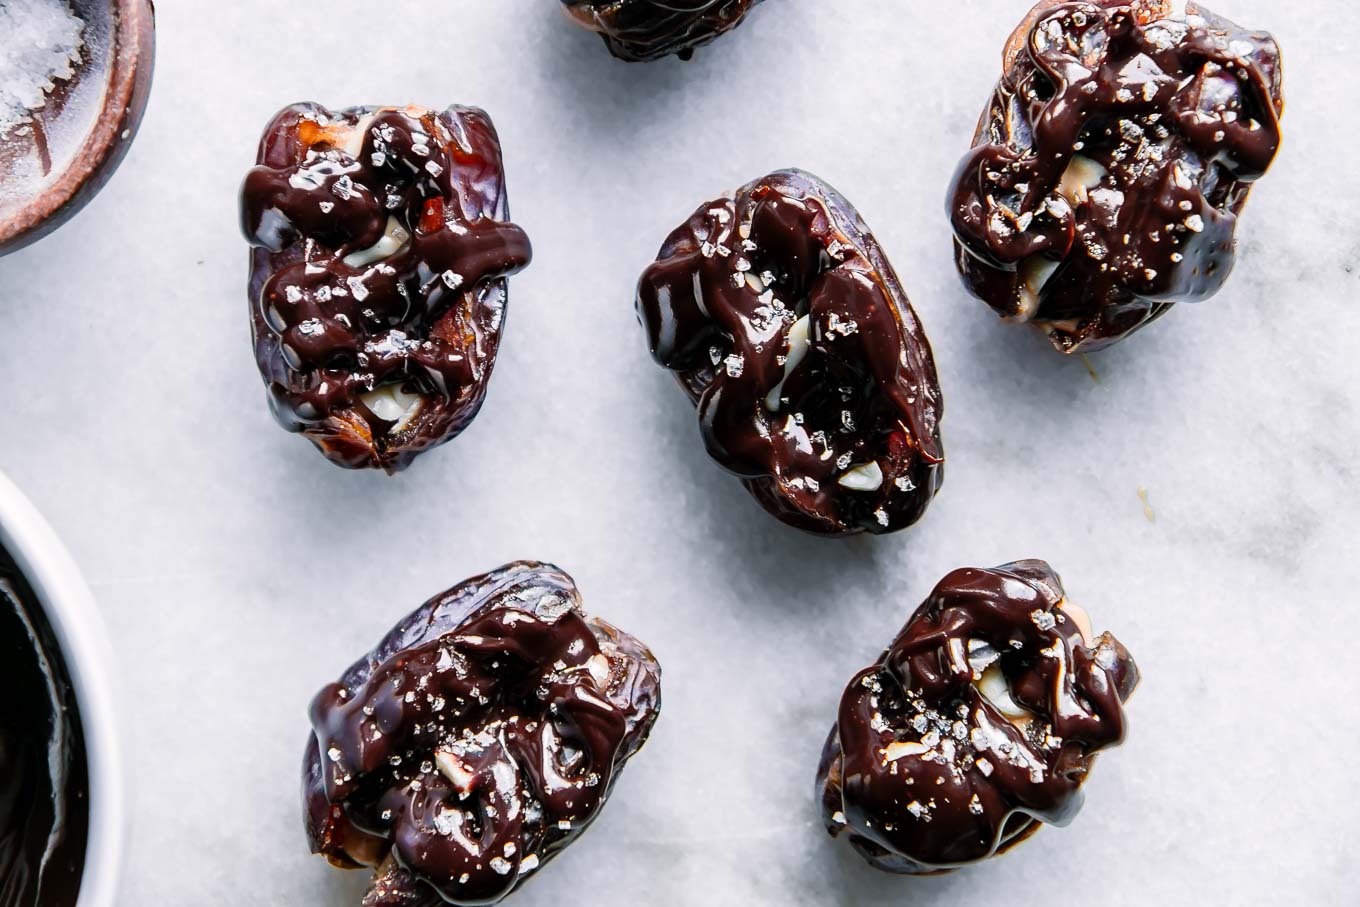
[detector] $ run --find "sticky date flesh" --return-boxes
[241,104,532,471]
[560,0,764,61]
[304,562,661,906]
[637,169,944,536]
[948,0,1283,353]
[817,560,1138,873]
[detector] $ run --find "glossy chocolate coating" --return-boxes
[303,562,661,906]
[637,169,944,536]
[0,548,88,907]
[948,0,1283,353]
[241,104,532,471]
[561,0,764,62]
[817,560,1137,873]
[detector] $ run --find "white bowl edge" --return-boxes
[0,470,124,907]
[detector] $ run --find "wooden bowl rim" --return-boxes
[0,0,155,252]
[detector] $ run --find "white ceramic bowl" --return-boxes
[0,471,122,906]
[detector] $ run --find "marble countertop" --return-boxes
[1,1,1356,903]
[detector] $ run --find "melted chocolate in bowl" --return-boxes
[0,547,88,907]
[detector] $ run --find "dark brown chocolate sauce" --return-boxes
[241,104,532,472]
[818,560,1137,873]
[561,0,764,61]
[304,562,660,906]
[0,548,88,907]
[637,169,944,536]
[949,0,1283,352]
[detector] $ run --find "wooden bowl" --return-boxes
[0,0,155,256]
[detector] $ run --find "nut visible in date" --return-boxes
[303,561,661,906]
[947,0,1284,353]
[240,103,532,471]
[817,560,1138,873]
[636,168,945,536]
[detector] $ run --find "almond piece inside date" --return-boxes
[304,561,662,906]
[948,0,1284,352]
[241,103,532,471]
[817,560,1138,873]
[637,169,945,536]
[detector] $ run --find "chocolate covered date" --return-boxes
[304,562,661,906]
[560,0,764,62]
[637,169,944,536]
[948,0,1283,352]
[241,103,532,471]
[817,560,1137,873]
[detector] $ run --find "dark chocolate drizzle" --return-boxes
[241,104,532,471]
[948,0,1283,352]
[817,560,1137,873]
[304,562,660,906]
[560,0,763,62]
[0,549,88,907]
[637,169,944,536]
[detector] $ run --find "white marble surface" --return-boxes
[1,1,1357,903]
